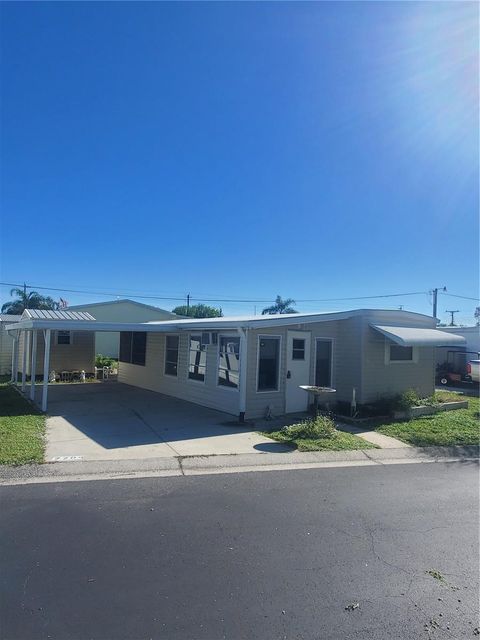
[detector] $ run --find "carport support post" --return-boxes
[41,329,51,412]
[238,328,248,423]
[11,332,19,384]
[30,330,38,401]
[21,330,28,393]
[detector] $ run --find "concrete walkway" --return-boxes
[336,422,411,448]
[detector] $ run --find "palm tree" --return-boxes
[1,288,60,315]
[262,295,298,315]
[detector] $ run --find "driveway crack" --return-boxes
[130,408,182,457]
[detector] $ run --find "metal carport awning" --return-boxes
[370,325,467,347]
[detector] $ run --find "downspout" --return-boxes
[237,327,248,423]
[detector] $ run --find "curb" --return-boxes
[0,445,478,485]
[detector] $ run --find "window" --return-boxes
[218,336,240,389]
[292,338,305,360]
[389,345,413,362]
[119,332,132,363]
[315,339,332,387]
[57,331,71,345]
[188,335,206,382]
[257,337,280,391]
[119,332,147,366]
[165,335,179,376]
[132,333,146,365]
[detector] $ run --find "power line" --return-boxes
[0,282,186,302]
[1,280,478,310]
[440,292,480,302]
[0,281,431,305]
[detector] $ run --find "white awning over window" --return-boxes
[370,325,467,347]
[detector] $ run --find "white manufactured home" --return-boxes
[8,309,96,382]
[67,299,179,358]
[6,309,465,417]
[0,314,22,375]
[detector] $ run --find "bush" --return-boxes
[95,354,118,369]
[280,414,337,440]
[395,388,421,410]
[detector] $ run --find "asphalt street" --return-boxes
[1,461,478,640]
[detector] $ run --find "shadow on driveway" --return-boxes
[39,382,276,461]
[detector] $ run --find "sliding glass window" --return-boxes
[218,336,240,389]
[165,335,179,376]
[188,335,206,382]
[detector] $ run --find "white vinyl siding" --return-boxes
[17,330,95,376]
[118,334,240,416]
[0,324,16,375]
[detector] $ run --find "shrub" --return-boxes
[95,354,118,369]
[395,388,421,410]
[280,414,337,440]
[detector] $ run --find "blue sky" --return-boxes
[1,2,478,324]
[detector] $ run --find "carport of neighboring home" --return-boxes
[5,308,465,420]
[39,382,278,461]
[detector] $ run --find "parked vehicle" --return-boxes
[466,360,480,383]
[436,350,480,386]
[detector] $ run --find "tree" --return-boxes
[1,288,61,315]
[172,304,223,318]
[475,307,480,326]
[262,295,298,315]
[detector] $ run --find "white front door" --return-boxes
[285,331,311,413]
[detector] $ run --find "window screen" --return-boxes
[131,332,146,366]
[292,338,305,360]
[119,332,132,363]
[315,340,332,387]
[389,345,413,361]
[165,335,179,376]
[257,337,280,391]
[57,331,71,345]
[119,332,146,366]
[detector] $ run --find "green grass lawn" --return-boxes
[262,414,376,452]
[264,430,376,452]
[376,395,479,447]
[0,382,46,465]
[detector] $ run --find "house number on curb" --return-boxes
[51,456,84,461]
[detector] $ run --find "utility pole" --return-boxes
[445,310,459,326]
[186,293,190,314]
[24,282,28,309]
[432,286,447,321]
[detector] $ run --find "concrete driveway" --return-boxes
[43,382,277,462]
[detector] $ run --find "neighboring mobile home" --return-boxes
[6,309,465,416]
[67,299,179,358]
[0,314,21,375]
[13,310,96,378]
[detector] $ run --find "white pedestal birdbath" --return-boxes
[299,386,337,414]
